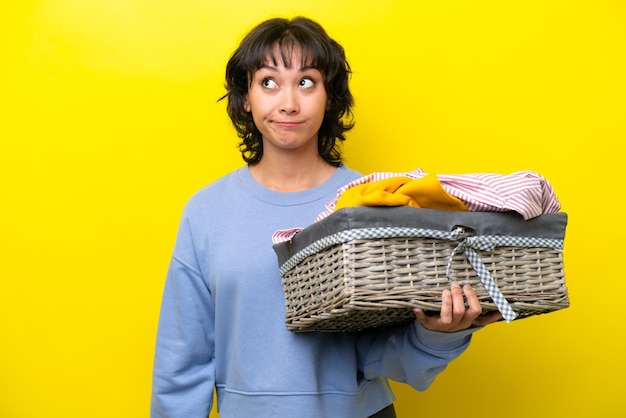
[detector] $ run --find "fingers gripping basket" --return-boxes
[273,206,569,332]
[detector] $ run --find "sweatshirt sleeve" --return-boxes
[356,321,476,391]
[151,216,216,418]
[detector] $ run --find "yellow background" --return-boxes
[1,0,624,417]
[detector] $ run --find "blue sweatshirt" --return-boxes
[151,165,475,418]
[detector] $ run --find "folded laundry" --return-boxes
[272,168,561,244]
[334,174,469,212]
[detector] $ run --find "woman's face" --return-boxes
[244,47,328,159]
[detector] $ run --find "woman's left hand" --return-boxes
[413,282,503,332]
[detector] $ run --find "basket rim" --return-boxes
[277,225,564,277]
[273,206,567,269]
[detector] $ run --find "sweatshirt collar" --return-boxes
[237,164,352,206]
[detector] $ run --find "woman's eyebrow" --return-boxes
[299,65,317,72]
[258,64,279,72]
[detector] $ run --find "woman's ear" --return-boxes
[244,95,251,112]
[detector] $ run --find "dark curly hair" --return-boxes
[221,17,354,166]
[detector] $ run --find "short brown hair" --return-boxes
[221,17,354,166]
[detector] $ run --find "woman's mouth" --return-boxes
[274,121,302,128]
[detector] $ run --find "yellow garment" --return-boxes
[334,174,469,212]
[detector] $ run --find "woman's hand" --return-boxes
[413,282,503,332]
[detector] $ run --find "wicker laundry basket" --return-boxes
[273,206,569,332]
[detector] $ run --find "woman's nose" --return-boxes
[279,89,299,114]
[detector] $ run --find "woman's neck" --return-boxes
[249,155,337,192]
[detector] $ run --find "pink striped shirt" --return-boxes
[272,169,561,244]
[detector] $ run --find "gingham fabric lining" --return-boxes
[279,226,564,323]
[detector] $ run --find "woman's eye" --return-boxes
[262,78,277,88]
[299,78,315,88]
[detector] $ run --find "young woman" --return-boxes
[151,17,501,418]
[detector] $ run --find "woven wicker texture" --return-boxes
[281,237,569,332]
